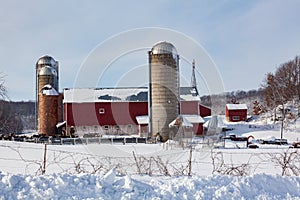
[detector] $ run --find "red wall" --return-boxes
[64,101,211,136]
[65,102,148,126]
[226,108,247,122]
[199,105,211,117]
[180,101,199,115]
[193,123,203,136]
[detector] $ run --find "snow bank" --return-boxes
[0,170,299,200]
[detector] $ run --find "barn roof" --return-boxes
[136,114,204,126]
[63,87,200,103]
[226,104,248,110]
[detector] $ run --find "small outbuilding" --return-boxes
[226,104,247,122]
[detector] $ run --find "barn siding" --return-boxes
[64,101,210,136]
[226,106,247,122]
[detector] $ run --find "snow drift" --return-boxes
[0,170,299,200]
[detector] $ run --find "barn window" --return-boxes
[104,125,109,130]
[115,125,120,130]
[232,116,240,120]
[128,124,132,128]
[99,108,105,114]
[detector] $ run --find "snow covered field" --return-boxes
[1,118,300,199]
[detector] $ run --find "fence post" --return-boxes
[42,143,47,175]
[188,145,192,176]
[132,151,141,174]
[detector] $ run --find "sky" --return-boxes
[1,0,300,101]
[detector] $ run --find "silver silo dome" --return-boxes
[39,66,57,76]
[151,41,178,55]
[36,55,57,67]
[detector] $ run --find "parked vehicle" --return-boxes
[290,142,300,148]
[224,134,248,141]
[259,138,288,145]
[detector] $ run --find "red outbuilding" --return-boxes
[226,104,248,122]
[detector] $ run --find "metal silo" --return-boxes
[36,55,59,92]
[38,66,57,93]
[148,41,179,142]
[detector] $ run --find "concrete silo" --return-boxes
[38,85,59,136]
[148,41,180,142]
[36,55,62,136]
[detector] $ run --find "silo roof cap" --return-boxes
[39,66,57,76]
[41,84,59,96]
[151,41,177,55]
[37,55,56,66]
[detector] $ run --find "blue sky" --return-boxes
[1,0,300,100]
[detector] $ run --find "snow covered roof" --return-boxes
[64,87,148,103]
[179,87,200,101]
[42,84,59,96]
[226,104,248,110]
[169,116,193,127]
[203,115,227,129]
[56,121,66,128]
[136,114,204,126]
[63,87,200,103]
[136,116,149,125]
[182,115,205,124]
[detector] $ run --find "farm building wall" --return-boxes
[180,101,199,115]
[64,100,210,136]
[200,104,211,117]
[226,109,247,122]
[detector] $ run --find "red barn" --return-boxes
[226,104,248,122]
[63,87,210,137]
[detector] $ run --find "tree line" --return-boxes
[0,74,31,135]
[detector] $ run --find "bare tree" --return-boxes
[211,151,251,176]
[268,149,300,176]
[0,73,7,100]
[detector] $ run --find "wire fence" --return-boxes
[0,142,299,177]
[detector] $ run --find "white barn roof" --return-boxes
[136,115,204,126]
[226,104,248,110]
[136,115,149,125]
[63,87,200,103]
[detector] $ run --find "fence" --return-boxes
[58,137,147,145]
[0,142,299,177]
